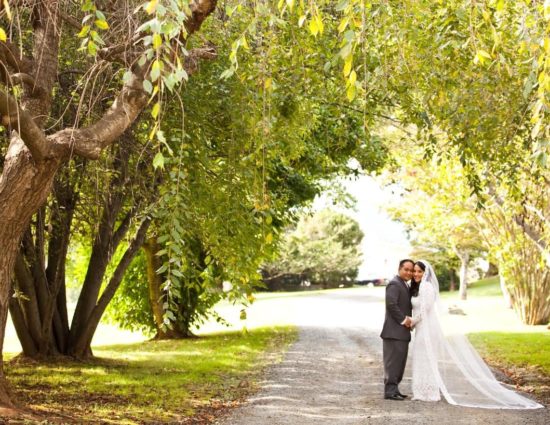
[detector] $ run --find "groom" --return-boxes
[380,259,413,400]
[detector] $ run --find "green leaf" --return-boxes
[153,151,165,169]
[150,59,161,82]
[143,79,153,94]
[87,40,97,56]
[220,68,235,80]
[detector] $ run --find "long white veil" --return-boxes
[417,260,543,409]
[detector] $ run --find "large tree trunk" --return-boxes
[9,163,79,358]
[0,141,59,404]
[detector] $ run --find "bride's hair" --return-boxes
[410,261,426,297]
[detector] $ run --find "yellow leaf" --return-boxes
[265,233,273,244]
[349,70,357,86]
[316,15,324,35]
[264,77,272,90]
[145,0,158,15]
[148,123,158,140]
[151,102,160,119]
[0,28,7,42]
[346,84,356,101]
[343,56,353,77]
[94,19,109,30]
[77,25,90,38]
[308,18,319,36]
[153,33,162,49]
[241,35,249,50]
[338,17,349,33]
[475,49,491,65]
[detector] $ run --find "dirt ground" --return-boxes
[215,290,549,425]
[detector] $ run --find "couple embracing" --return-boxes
[381,259,542,409]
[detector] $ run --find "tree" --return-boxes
[0,0,217,403]
[479,172,550,324]
[263,209,364,289]
[384,144,486,300]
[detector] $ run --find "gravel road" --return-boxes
[215,289,548,425]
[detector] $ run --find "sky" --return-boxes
[313,175,412,280]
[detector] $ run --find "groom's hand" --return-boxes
[402,316,413,328]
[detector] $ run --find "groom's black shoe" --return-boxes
[397,392,408,398]
[384,394,405,401]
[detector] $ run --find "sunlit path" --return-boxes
[215,288,548,425]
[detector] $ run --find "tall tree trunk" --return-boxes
[449,268,457,291]
[69,218,151,357]
[456,250,469,301]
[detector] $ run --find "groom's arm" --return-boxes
[386,283,407,325]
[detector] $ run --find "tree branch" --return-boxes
[0,86,49,161]
[50,0,219,161]
[0,41,33,74]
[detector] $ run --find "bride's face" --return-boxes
[413,265,424,283]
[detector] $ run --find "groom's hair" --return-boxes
[399,259,414,270]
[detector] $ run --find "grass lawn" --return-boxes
[468,332,550,375]
[5,326,297,424]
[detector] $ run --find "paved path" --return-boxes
[215,289,549,425]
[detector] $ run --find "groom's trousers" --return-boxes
[383,338,409,397]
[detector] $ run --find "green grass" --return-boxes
[468,332,550,375]
[5,326,297,424]
[465,276,502,297]
[440,275,501,299]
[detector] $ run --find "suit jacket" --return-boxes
[380,275,413,341]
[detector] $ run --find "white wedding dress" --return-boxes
[410,261,543,409]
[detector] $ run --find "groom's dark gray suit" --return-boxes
[380,275,412,397]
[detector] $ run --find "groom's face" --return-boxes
[398,261,414,282]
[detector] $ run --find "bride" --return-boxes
[410,260,543,409]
